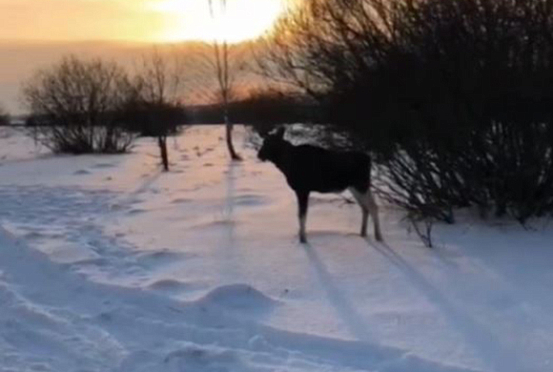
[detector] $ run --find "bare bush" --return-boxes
[22,56,135,154]
[261,0,553,225]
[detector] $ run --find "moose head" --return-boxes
[257,127,286,163]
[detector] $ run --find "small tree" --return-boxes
[207,0,242,161]
[126,50,186,171]
[22,56,135,154]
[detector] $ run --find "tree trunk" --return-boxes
[224,107,241,161]
[158,135,169,171]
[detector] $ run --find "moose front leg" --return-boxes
[295,190,310,243]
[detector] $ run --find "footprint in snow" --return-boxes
[135,250,197,267]
[93,163,116,169]
[146,279,208,294]
[127,208,147,216]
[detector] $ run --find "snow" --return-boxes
[0,125,552,372]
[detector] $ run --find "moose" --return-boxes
[258,127,383,243]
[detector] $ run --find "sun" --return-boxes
[149,0,288,43]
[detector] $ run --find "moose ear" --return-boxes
[274,126,286,139]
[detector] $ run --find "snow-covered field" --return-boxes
[0,125,552,372]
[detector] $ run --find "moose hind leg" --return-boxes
[349,187,369,237]
[366,189,383,242]
[359,209,368,237]
[296,191,310,243]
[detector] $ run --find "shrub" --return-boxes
[263,0,553,224]
[22,56,136,154]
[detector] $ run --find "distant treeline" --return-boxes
[187,90,318,129]
[23,90,317,130]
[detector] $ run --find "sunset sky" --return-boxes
[0,0,288,43]
[0,0,292,114]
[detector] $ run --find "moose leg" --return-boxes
[349,188,369,237]
[350,187,383,241]
[366,189,383,242]
[296,190,310,243]
[361,209,369,237]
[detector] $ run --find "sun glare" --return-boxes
[150,0,288,43]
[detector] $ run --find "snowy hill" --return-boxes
[0,125,552,372]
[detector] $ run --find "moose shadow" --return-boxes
[301,242,376,342]
[365,239,526,372]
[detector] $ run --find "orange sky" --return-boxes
[0,0,295,113]
[0,0,289,43]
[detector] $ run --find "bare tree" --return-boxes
[207,0,242,161]
[130,49,186,171]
